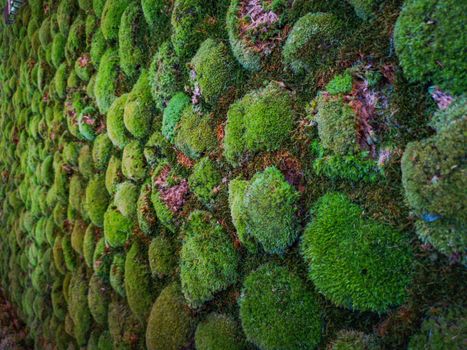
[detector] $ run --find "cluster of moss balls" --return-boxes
[0,0,464,349]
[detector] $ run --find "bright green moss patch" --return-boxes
[239,263,322,350]
[103,207,133,247]
[180,210,238,308]
[94,48,120,114]
[188,157,221,206]
[92,133,113,170]
[78,144,94,179]
[83,224,99,268]
[162,92,190,142]
[195,313,245,350]
[114,181,139,218]
[105,155,123,195]
[301,192,414,312]
[106,94,131,149]
[68,269,92,346]
[85,175,110,227]
[146,283,196,350]
[78,106,100,141]
[100,0,132,41]
[109,253,126,297]
[148,235,176,278]
[141,0,171,34]
[224,83,295,165]
[121,140,147,181]
[51,33,66,68]
[394,0,466,94]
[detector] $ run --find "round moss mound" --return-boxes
[77,106,100,141]
[195,313,245,350]
[87,272,110,326]
[109,253,126,297]
[188,157,221,206]
[239,263,322,350]
[161,92,190,143]
[224,82,295,165]
[301,192,414,312]
[100,0,132,41]
[180,210,238,308]
[85,175,110,227]
[51,33,66,68]
[103,207,134,248]
[394,0,466,94]
[94,48,120,114]
[92,133,113,170]
[148,235,176,278]
[121,140,147,181]
[408,306,466,350]
[137,181,158,235]
[283,12,344,75]
[78,144,94,179]
[68,269,92,346]
[141,0,171,34]
[82,224,99,269]
[114,181,139,218]
[401,117,466,259]
[105,155,123,195]
[146,283,196,350]
[107,94,131,149]
[229,166,299,254]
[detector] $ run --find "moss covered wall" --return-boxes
[0,0,465,349]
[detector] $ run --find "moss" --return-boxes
[103,207,134,248]
[62,236,77,272]
[90,29,107,67]
[330,330,379,350]
[74,54,93,82]
[39,17,52,48]
[66,69,80,90]
[54,64,68,98]
[105,155,123,195]
[161,92,190,142]
[79,0,93,10]
[121,140,147,181]
[239,263,322,350]
[77,106,100,141]
[401,117,466,258]
[181,210,238,308]
[101,0,132,41]
[98,331,113,350]
[106,94,131,149]
[394,0,466,94]
[148,235,176,278]
[94,48,120,114]
[109,253,126,297]
[325,70,353,95]
[408,307,466,350]
[149,41,185,111]
[347,0,379,20]
[51,33,66,68]
[68,175,85,216]
[57,0,77,35]
[125,240,155,323]
[92,133,113,170]
[118,5,147,78]
[195,313,245,350]
[146,283,196,350]
[301,192,414,312]
[230,167,299,254]
[189,38,239,106]
[85,175,110,227]
[114,181,140,218]
[137,181,158,235]
[108,298,144,348]
[71,219,87,256]
[82,224,99,268]
[174,106,216,159]
[188,157,221,206]
[68,269,92,346]
[65,17,86,63]
[78,144,95,179]
[224,83,295,165]
[123,70,157,139]
[92,237,112,279]
[53,235,67,275]
[283,12,344,75]
[51,279,67,321]
[62,142,80,165]
[141,0,171,34]
[93,0,106,17]
[87,273,110,326]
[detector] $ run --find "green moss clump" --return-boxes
[330,330,379,350]
[85,175,110,227]
[93,0,106,17]
[118,6,147,78]
[71,219,87,255]
[100,0,132,41]
[107,94,131,149]
[408,307,466,350]
[62,142,80,165]
[394,0,466,94]
[77,106,100,141]
[90,29,107,67]
[137,181,158,235]
[98,331,113,350]
[141,0,171,34]
[189,38,239,106]
[109,253,126,297]
[65,16,86,63]
[239,263,322,350]
[51,279,67,321]
[325,70,353,95]
[224,83,295,165]
[53,64,67,98]
[68,270,92,346]
[162,92,190,142]
[87,273,110,326]
[94,48,120,114]
[78,144,95,179]
[51,33,66,68]
[174,106,216,159]
[301,192,414,312]
[83,224,99,268]
[92,133,113,170]
[195,313,245,350]
[103,207,134,247]
[188,157,221,206]
[53,236,67,275]
[62,236,77,272]
[283,12,344,75]
[148,236,176,278]
[68,174,85,215]
[108,298,144,348]
[122,140,148,181]
[347,0,379,20]
[146,283,196,350]
[114,181,139,218]
[401,117,466,258]
[180,210,238,308]
[57,0,77,35]
[74,54,93,82]
[229,167,299,254]
[149,41,185,111]
[124,70,158,139]
[125,240,155,323]
[92,238,112,278]
[105,155,123,195]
